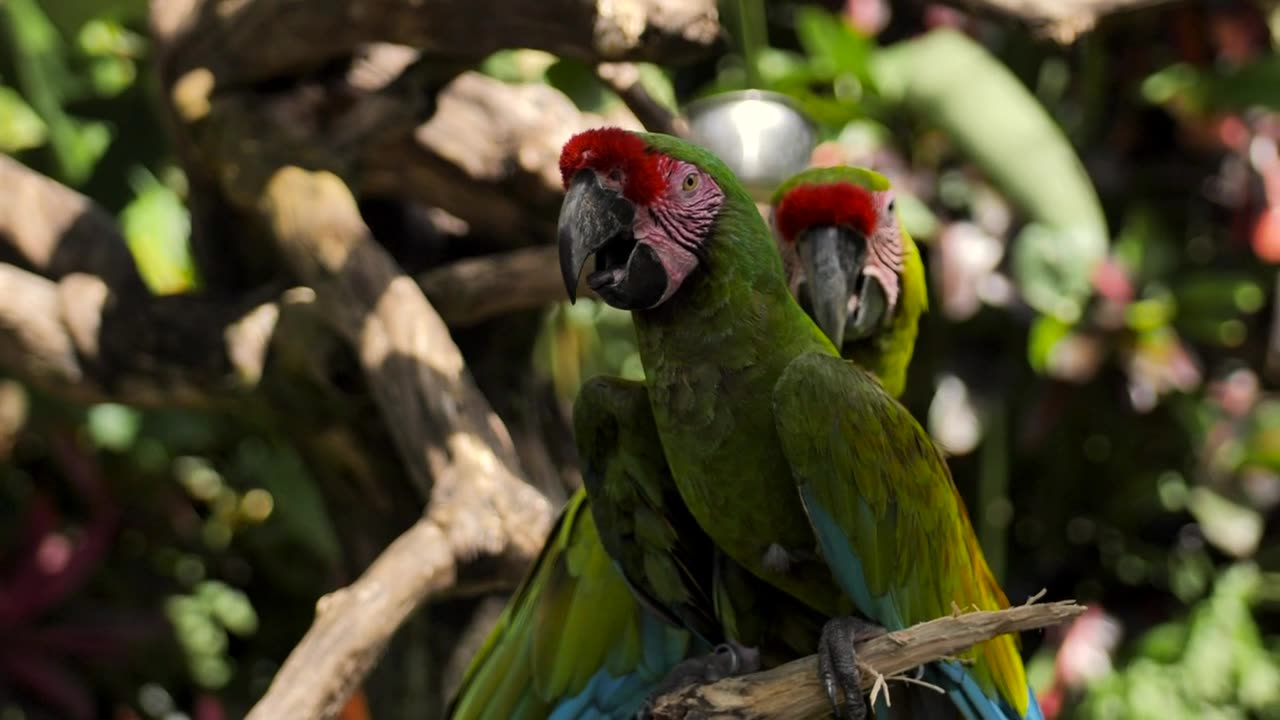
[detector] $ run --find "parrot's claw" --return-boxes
[818,616,885,720]
[635,640,761,719]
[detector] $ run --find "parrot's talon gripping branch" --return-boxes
[643,601,1086,720]
[818,616,879,720]
[635,641,762,720]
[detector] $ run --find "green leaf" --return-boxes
[1187,488,1264,559]
[478,49,556,84]
[1012,223,1100,323]
[635,63,677,112]
[87,402,141,451]
[75,18,145,59]
[793,6,875,90]
[1,0,114,183]
[545,58,614,114]
[87,56,136,97]
[0,84,48,151]
[1027,314,1073,373]
[1144,57,1280,113]
[1125,292,1177,333]
[874,29,1108,321]
[119,166,198,294]
[1133,621,1189,664]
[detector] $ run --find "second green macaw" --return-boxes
[555,128,1041,720]
[448,164,926,720]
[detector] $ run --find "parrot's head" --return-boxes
[557,128,747,310]
[770,167,904,350]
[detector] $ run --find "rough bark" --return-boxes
[151,0,719,89]
[954,0,1177,42]
[646,600,1085,720]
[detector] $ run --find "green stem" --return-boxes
[734,0,767,88]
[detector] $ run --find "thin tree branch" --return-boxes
[596,62,689,137]
[244,518,456,720]
[646,600,1085,720]
[150,0,719,89]
[416,245,595,327]
[949,0,1178,43]
[0,155,145,293]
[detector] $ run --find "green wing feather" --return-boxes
[772,352,1028,717]
[572,376,722,644]
[449,490,665,720]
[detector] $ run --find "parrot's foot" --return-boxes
[635,641,761,719]
[818,615,886,720]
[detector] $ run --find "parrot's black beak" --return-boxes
[559,170,633,303]
[558,169,667,310]
[797,226,889,348]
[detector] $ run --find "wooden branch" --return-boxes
[597,62,689,137]
[417,245,595,327]
[0,260,299,408]
[151,0,719,89]
[248,167,552,720]
[0,156,587,400]
[244,518,456,720]
[647,600,1085,720]
[948,0,1177,42]
[0,155,145,293]
[360,71,632,245]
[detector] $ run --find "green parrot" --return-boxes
[555,128,1041,720]
[448,165,928,720]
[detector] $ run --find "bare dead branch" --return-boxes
[0,156,145,293]
[597,62,689,137]
[646,600,1085,720]
[0,260,301,408]
[151,0,719,89]
[247,167,551,720]
[0,155,584,400]
[360,71,634,244]
[245,518,457,720]
[949,0,1177,42]
[417,245,595,327]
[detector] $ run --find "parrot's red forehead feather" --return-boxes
[559,128,665,205]
[775,181,876,243]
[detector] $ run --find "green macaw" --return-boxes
[555,128,1042,720]
[448,165,927,720]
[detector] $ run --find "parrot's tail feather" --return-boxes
[931,662,1043,720]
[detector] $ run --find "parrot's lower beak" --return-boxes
[797,226,889,349]
[558,170,667,310]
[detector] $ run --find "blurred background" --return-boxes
[1,0,1279,718]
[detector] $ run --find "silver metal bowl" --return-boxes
[684,90,818,200]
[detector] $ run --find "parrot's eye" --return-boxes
[887,198,896,212]
[682,173,699,192]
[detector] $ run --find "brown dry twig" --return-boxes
[646,600,1085,720]
[596,62,689,138]
[950,0,1177,43]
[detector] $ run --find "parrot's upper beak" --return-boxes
[558,170,667,310]
[796,225,889,349]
